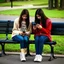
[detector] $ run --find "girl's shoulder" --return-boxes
[15,17,19,21]
[46,18,52,25]
[46,18,52,23]
[14,17,19,23]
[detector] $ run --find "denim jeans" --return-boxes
[35,35,49,55]
[12,35,29,49]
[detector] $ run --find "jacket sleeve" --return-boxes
[12,18,21,35]
[40,19,52,34]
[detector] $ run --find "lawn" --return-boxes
[0,34,64,54]
[0,8,64,18]
[0,0,48,6]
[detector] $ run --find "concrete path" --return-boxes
[0,5,48,11]
[0,15,64,22]
[0,54,64,64]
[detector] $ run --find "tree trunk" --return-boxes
[48,0,53,9]
[60,0,64,9]
[54,0,58,8]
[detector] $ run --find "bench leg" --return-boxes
[1,43,6,56]
[0,54,2,57]
[48,45,56,61]
[26,44,31,56]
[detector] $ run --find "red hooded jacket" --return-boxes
[32,19,52,41]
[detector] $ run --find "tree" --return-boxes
[48,0,58,9]
[48,0,53,9]
[54,0,58,8]
[60,0,64,9]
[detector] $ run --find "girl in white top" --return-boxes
[12,9,31,62]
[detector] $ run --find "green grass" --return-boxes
[0,8,64,18]
[0,34,64,54]
[0,0,48,6]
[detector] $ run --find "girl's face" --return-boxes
[36,14,41,20]
[22,14,27,20]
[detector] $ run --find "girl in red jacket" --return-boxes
[32,8,52,62]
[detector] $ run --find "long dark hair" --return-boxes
[19,9,29,28]
[35,8,48,28]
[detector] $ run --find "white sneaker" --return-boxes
[34,55,39,62]
[37,55,43,62]
[20,53,26,62]
[34,55,43,62]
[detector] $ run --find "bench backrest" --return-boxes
[0,20,64,39]
[51,22,64,35]
[0,20,8,34]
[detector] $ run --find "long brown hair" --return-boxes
[35,8,48,28]
[19,9,30,28]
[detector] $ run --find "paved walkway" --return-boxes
[0,54,64,64]
[0,5,48,11]
[0,15,64,22]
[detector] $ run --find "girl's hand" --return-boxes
[19,31,23,35]
[25,32,30,36]
[36,24,42,29]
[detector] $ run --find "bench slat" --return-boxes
[0,39,56,45]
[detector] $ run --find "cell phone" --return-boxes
[32,22,36,26]
[23,31,25,33]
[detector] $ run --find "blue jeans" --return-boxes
[12,35,29,49]
[35,35,50,55]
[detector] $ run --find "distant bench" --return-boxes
[0,20,64,61]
